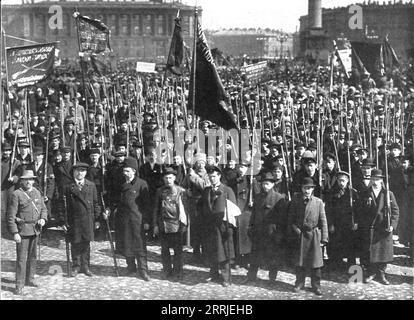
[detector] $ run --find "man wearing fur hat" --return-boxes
[181,153,210,263]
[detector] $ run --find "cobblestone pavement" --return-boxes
[1,229,413,300]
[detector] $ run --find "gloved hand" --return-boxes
[94,222,100,230]
[144,223,150,231]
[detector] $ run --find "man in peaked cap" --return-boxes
[60,162,101,277]
[153,166,187,281]
[200,164,237,287]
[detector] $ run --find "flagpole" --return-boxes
[74,9,90,144]
[191,7,198,132]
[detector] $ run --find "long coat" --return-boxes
[288,195,328,268]
[231,175,260,255]
[250,189,287,267]
[61,179,101,243]
[357,187,399,263]
[200,183,237,264]
[115,177,151,257]
[326,186,359,259]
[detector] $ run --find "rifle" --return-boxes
[9,115,20,180]
[383,100,392,232]
[101,165,119,277]
[62,195,72,277]
[43,117,51,199]
[224,193,231,285]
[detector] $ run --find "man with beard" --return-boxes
[181,153,210,263]
[326,171,359,271]
[115,157,151,280]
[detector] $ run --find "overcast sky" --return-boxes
[2,0,410,32]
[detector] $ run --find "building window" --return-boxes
[108,14,117,36]
[35,14,46,37]
[182,16,190,36]
[132,15,141,35]
[143,14,153,35]
[120,14,129,35]
[155,15,165,36]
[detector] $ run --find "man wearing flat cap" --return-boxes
[16,141,32,171]
[357,169,399,285]
[116,157,152,281]
[288,177,328,296]
[199,165,237,287]
[59,162,101,277]
[153,167,188,280]
[7,170,48,295]
[54,146,73,193]
[245,171,287,283]
[28,146,55,221]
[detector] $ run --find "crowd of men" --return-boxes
[1,58,414,296]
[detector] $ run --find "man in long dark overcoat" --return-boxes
[357,169,399,285]
[200,166,237,287]
[245,171,287,283]
[60,162,101,277]
[116,157,152,281]
[288,177,328,296]
[229,161,261,269]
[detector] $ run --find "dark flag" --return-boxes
[188,20,238,131]
[6,42,56,87]
[90,54,108,77]
[166,16,185,75]
[351,41,383,81]
[74,12,111,53]
[382,36,399,70]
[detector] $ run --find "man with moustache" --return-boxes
[60,162,101,277]
[7,170,47,295]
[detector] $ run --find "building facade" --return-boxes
[298,1,414,61]
[207,29,294,60]
[2,0,201,62]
